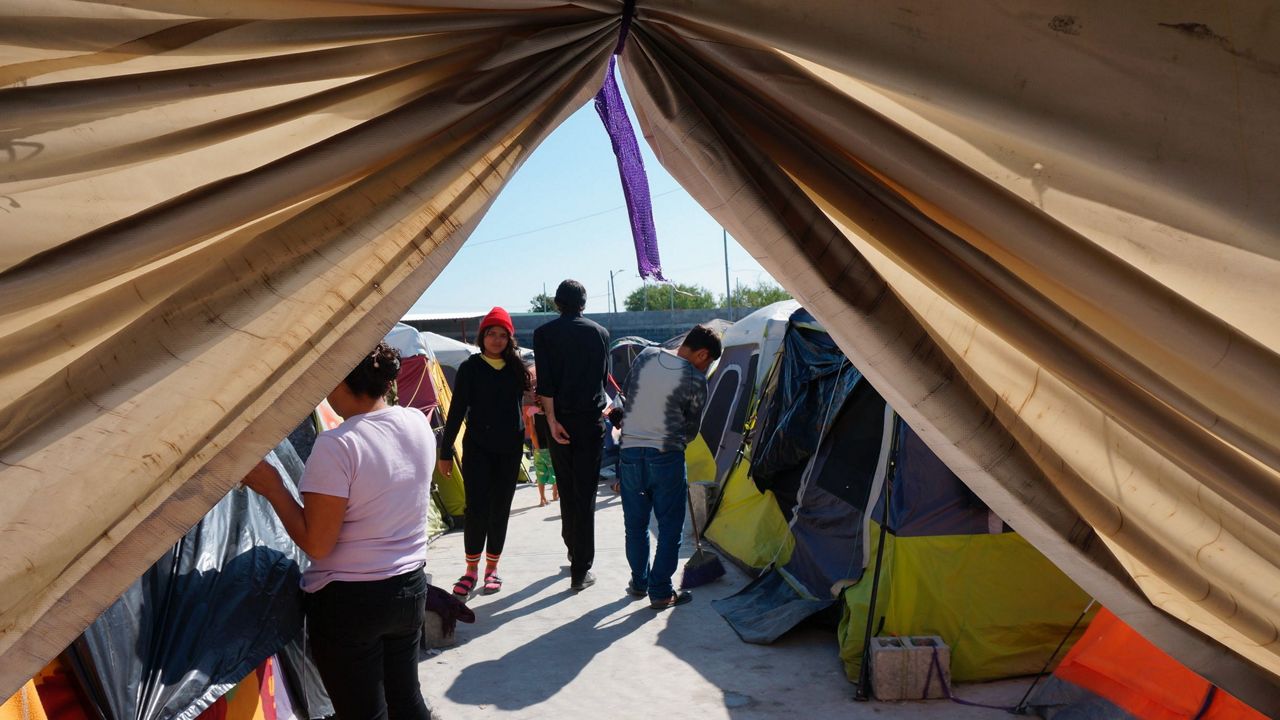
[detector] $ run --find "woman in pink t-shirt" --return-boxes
[244,342,434,720]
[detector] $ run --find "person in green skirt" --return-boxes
[525,401,558,506]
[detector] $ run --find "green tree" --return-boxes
[624,283,716,311]
[529,292,556,313]
[725,280,791,309]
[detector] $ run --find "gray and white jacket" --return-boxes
[617,347,707,452]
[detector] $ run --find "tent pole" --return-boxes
[1013,598,1096,714]
[723,228,734,320]
[854,422,897,702]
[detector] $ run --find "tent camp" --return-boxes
[1,2,1277,713]
[706,308,1093,685]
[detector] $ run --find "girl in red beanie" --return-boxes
[437,307,532,597]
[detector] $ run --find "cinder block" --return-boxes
[869,635,950,700]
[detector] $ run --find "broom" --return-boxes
[681,486,726,588]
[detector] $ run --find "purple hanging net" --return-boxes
[594,55,666,281]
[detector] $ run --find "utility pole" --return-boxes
[642,279,648,312]
[723,228,734,320]
[608,268,624,315]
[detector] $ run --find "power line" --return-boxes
[463,188,683,248]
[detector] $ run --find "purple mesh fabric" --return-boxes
[594,56,665,281]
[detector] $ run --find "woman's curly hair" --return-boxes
[344,342,401,398]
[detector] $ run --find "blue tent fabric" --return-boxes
[887,422,1004,537]
[751,310,862,515]
[782,381,888,597]
[711,570,835,645]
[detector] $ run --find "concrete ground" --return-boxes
[420,483,1035,719]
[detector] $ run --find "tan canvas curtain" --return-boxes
[0,0,619,694]
[2,0,1278,711]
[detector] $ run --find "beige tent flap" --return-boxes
[2,1,1277,711]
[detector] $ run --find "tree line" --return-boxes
[528,279,791,313]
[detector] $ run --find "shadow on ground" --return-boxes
[444,597,653,710]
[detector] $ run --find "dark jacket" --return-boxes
[533,313,610,416]
[439,354,527,460]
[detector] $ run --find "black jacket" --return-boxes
[439,354,527,460]
[533,313,610,416]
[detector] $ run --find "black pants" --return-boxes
[461,441,522,558]
[548,412,605,579]
[305,568,430,720]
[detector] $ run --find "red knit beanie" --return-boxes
[479,306,515,337]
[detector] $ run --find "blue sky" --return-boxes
[409,83,776,316]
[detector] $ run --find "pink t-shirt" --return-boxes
[299,405,435,592]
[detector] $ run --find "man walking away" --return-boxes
[533,279,610,590]
[616,324,721,609]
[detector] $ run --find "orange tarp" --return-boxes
[1054,609,1266,720]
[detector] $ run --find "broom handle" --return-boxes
[686,485,705,550]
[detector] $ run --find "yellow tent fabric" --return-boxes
[0,682,47,720]
[703,460,793,570]
[1,1,1277,708]
[837,525,1094,684]
[683,434,716,486]
[427,356,467,517]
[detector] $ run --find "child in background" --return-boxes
[525,402,558,506]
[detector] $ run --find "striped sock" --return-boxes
[484,552,501,575]
[464,554,481,575]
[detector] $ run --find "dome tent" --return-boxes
[705,308,1092,686]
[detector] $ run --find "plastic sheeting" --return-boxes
[751,312,862,515]
[62,440,329,720]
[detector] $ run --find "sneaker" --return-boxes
[650,590,693,610]
[626,580,647,598]
[570,571,596,591]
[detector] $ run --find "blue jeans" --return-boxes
[619,446,687,601]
